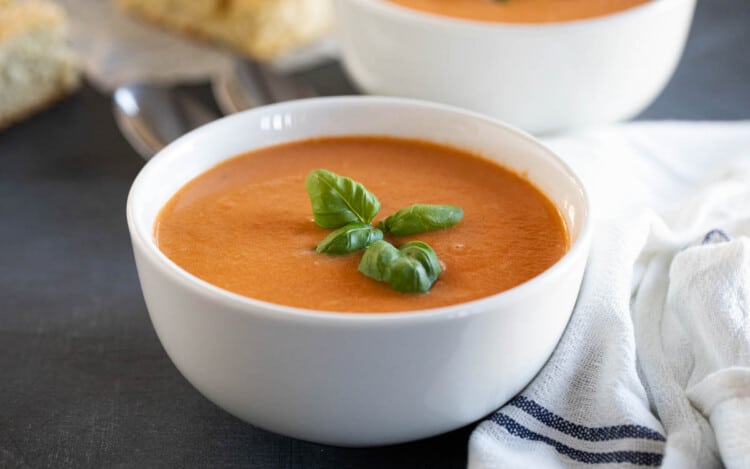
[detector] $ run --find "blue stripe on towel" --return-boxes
[510,396,666,442]
[491,413,663,466]
[701,229,731,245]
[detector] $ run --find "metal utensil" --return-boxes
[212,58,317,115]
[113,83,220,160]
[114,59,318,160]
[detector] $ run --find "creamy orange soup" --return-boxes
[387,0,651,23]
[156,137,568,313]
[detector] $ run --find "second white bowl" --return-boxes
[334,0,695,134]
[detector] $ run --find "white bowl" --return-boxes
[126,97,592,446]
[334,0,696,134]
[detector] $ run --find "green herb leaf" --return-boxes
[399,241,441,282]
[386,256,432,293]
[358,239,401,281]
[358,240,441,293]
[305,169,381,228]
[316,223,383,255]
[380,204,463,236]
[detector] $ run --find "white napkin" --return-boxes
[469,121,750,469]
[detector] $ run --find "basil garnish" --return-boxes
[400,241,441,281]
[379,204,463,236]
[359,240,441,293]
[316,223,383,255]
[386,257,432,293]
[305,169,461,294]
[306,169,381,228]
[358,240,402,281]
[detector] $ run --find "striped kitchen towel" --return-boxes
[469,122,750,469]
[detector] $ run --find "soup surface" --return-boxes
[387,0,651,23]
[156,137,568,313]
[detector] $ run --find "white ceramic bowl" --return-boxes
[334,0,696,134]
[126,97,592,446]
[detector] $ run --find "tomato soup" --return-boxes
[155,137,568,313]
[386,0,651,23]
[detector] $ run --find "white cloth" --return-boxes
[469,121,750,469]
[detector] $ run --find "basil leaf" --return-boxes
[386,256,432,293]
[380,204,463,236]
[306,169,381,228]
[358,240,401,281]
[316,223,383,255]
[358,240,441,293]
[399,241,441,282]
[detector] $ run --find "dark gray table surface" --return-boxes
[1,1,748,467]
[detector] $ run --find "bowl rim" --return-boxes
[127,96,592,325]
[340,0,687,31]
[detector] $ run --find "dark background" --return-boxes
[1,0,749,467]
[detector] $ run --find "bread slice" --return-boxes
[117,0,331,61]
[0,0,80,129]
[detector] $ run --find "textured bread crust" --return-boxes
[0,0,80,130]
[0,0,63,42]
[117,0,331,61]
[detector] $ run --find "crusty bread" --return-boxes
[117,0,331,61]
[0,0,80,129]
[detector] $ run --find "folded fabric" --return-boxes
[468,121,750,469]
